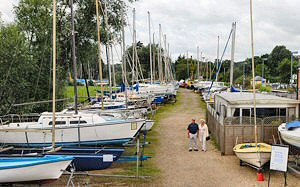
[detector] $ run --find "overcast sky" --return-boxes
[1,0,300,62]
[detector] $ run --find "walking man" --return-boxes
[187,118,199,151]
[199,119,209,152]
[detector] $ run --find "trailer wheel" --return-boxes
[240,160,244,166]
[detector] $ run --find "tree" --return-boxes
[268,45,291,82]
[0,24,34,114]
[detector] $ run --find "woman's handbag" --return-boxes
[206,136,210,141]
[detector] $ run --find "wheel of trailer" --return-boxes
[240,160,244,166]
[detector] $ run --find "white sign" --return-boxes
[270,145,289,172]
[103,154,113,162]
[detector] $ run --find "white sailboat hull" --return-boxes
[0,120,145,146]
[0,159,71,183]
[278,123,300,148]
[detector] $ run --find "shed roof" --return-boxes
[215,92,300,105]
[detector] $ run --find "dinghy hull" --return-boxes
[0,156,72,183]
[233,143,271,168]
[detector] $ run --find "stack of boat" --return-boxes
[0,82,179,184]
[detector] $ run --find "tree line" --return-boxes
[174,45,297,88]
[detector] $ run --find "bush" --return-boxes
[259,85,272,92]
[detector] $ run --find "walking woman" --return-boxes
[199,119,209,151]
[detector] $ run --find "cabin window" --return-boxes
[242,109,251,117]
[70,120,87,124]
[233,108,240,117]
[48,121,66,125]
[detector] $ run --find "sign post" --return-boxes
[268,144,289,187]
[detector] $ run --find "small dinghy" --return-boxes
[278,121,300,148]
[0,155,73,184]
[233,143,271,168]
[0,147,124,171]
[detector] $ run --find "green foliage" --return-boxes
[268,46,292,82]
[259,86,272,92]
[0,24,35,114]
[174,55,200,80]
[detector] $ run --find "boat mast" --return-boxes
[148,11,153,84]
[111,45,116,87]
[121,3,128,109]
[250,0,258,146]
[153,33,156,82]
[95,0,104,110]
[230,22,236,88]
[132,8,136,84]
[164,34,168,82]
[200,51,203,79]
[52,0,57,148]
[197,46,200,80]
[104,0,112,99]
[70,0,78,114]
[158,24,162,83]
[216,36,220,81]
[186,51,189,79]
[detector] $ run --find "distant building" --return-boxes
[251,76,266,86]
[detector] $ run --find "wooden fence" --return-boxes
[207,105,294,155]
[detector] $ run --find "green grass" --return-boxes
[64,86,113,102]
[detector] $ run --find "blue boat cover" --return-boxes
[230,86,241,92]
[286,121,300,130]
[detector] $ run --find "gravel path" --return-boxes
[155,88,299,187]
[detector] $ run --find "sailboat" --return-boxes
[233,0,271,169]
[0,155,73,184]
[278,121,300,149]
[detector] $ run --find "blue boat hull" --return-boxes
[0,147,124,171]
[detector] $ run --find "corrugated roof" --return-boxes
[215,92,300,105]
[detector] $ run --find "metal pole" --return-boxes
[250,0,258,146]
[262,60,264,78]
[52,0,57,148]
[153,33,156,81]
[104,0,112,98]
[132,8,136,84]
[216,36,220,81]
[200,52,203,78]
[186,51,189,79]
[291,54,293,85]
[111,45,116,87]
[95,0,104,111]
[70,0,78,114]
[148,11,153,84]
[230,22,236,88]
[159,24,162,83]
[164,34,167,82]
[121,3,128,109]
[105,45,112,98]
[197,46,200,80]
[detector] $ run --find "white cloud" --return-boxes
[2,0,300,63]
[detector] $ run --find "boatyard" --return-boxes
[1,0,300,186]
[51,89,300,186]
